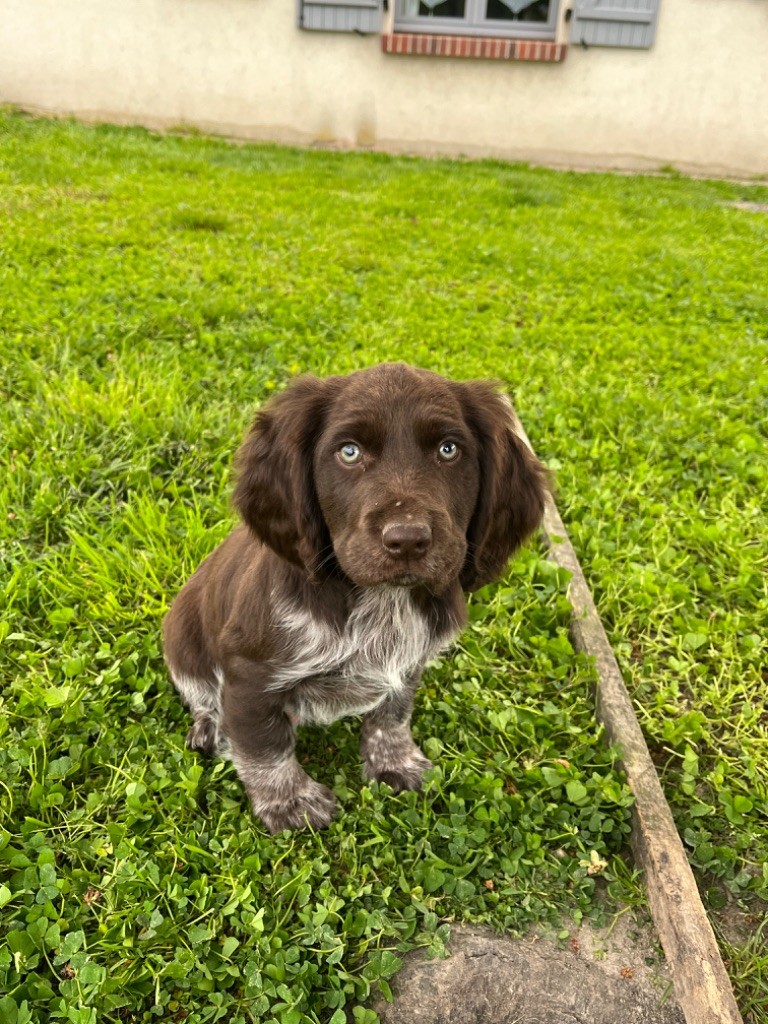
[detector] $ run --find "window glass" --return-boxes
[405,0,466,16]
[486,0,550,21]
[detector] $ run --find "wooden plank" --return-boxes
[513,417,743,1024]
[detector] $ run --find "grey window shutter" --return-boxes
[299,0,381,33]
[570,0,660,49]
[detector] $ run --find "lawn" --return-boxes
[0,109,766,1024]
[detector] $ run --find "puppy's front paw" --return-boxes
[363,746,432,793]
[186,714,218,757]
[258,778,337,834]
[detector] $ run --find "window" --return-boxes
[395,0,559,38]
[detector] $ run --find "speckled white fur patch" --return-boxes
[267,585,456,725]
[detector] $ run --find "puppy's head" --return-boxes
[233,363,547,592]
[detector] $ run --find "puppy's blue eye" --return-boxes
[438,441,459,462]
[339,443,362,465]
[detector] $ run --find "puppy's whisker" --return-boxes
[308,544,336,576]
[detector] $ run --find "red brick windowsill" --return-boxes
[382,33,567,62]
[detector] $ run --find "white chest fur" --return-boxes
[268,586,455,726]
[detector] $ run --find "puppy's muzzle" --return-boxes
[381,522,432,560]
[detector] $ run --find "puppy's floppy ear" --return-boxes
[232,375,340,579]
[457,381,548,592]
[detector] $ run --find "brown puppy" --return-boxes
[163,363,547,832]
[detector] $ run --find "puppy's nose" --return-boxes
[382,522,432,559]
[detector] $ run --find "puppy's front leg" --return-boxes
[221,656,336,833]
[360,681,432,793]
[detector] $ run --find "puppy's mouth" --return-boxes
[332,530,467,593]
[390,571,423,588]
[334,552,460,593]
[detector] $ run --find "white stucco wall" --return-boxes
[1,0,766,177]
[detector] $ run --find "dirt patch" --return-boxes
[711,888,768,948]
[376,921,684,1024]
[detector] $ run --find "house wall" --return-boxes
[1,0,766,178]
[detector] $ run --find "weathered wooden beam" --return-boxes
[514,419,743,1024]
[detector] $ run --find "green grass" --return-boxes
[0,109,766,1023]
